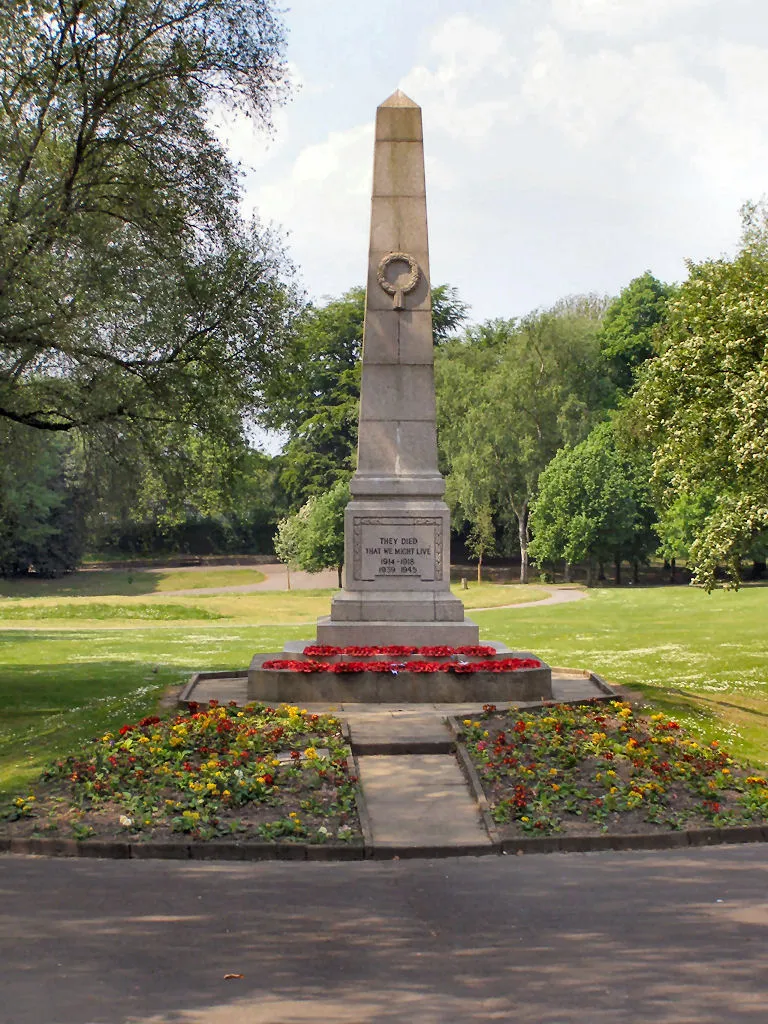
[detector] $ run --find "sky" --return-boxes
[214,0,768,326]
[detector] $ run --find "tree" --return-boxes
[431,284,471,344]
[528,421,656,585]
[0,0,296,452]
[436,306,612,581]
[633,203,768,589]
[0,423,86,576]
[598,273,673,393]
[273,479,348,587]
[89,441,283,556]
[264,284,470,507]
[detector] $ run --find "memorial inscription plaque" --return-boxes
[354,517,442,582]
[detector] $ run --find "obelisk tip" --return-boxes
[379,88,419,109]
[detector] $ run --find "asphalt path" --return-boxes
[4,844,768,1023]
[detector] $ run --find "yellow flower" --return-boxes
[549,768,558,776]
[271,759,280,767]
[521,816,529,822]
[551,784,560,792]
[222,790,231,798]
[303,747,318,760]
[463,719,472,726]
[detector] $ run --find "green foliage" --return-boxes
[0,0,297,486]
[0,423,86,577]
[274,479,348,585]
[431,284,471,344]
[528,420,656,582]
[437,305,612,581]
[263,289,364,506]
[633,204,768,589]
[598,273,673,392]
[266,284,469,507]
[91,443,283,556]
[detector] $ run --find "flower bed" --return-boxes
[263,657,541,674]
[460,700,768,837]
[0,702,361,845]
[303,645,497,658]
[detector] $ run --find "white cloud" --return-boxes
[230,4,768,320]
[249,122,374,295]
[401,14,517,142]
[551,0,713,35]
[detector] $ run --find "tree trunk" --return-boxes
[518,503,529,583]
[598,561,606,581]
[337,564,343,588]
[477,551,483,584]
[586,560,594,587]
[286,564,291,590]
[564,560,571,583]
[615,558,621,585]
[751,560,766,580]
[633,560,639,584]
[670,557,676,583]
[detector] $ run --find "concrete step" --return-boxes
[357,753,492,850]
[348,710,454,755]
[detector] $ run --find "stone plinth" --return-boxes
[247,653,552,704]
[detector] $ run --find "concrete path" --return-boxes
[4,846,768,1023]
[472,584,586,612]
[358,754,490,848]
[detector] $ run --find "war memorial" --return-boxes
[243,90,552,705]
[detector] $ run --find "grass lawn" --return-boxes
[0,580,549,627]
[1,579,766,799]
[477,584,768,766]
[0,567,266,599]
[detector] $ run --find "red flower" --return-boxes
[262,773,274,786]
[138,716,160,728]
[119,724,134,736]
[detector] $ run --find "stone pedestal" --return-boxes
[316,89,478,648]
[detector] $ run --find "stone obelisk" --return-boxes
[316,90,479,646]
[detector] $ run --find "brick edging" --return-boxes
[3,825,767,862]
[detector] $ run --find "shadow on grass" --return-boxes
[0,570,163,599]
[3,850,768,1023]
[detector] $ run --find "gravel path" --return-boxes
[159,563,338,595]
[159,568,588,608]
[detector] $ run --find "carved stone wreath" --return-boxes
[377,251,420,309]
